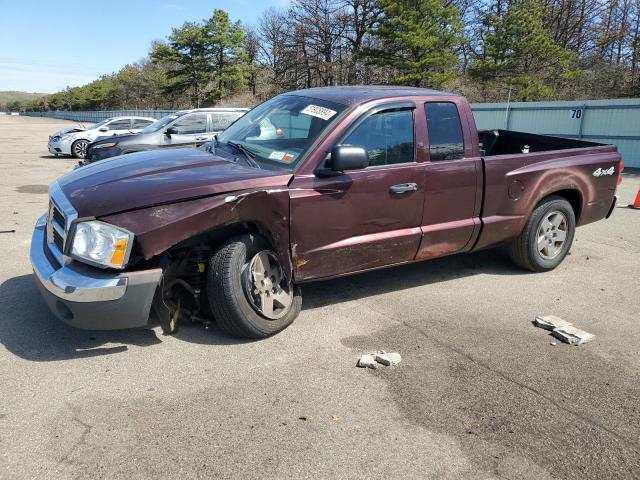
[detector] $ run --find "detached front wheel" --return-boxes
[508,195,576,272]
[206,234,302,338]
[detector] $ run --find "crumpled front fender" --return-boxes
[101,188,292,280]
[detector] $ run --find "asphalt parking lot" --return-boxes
[1,114,639,479]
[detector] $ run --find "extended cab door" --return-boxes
[164,112,210,148]
[289,102,426,281]
[416,100,482,259]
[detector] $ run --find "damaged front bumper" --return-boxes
[30,215,162,330]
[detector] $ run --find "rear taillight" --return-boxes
[618,160,624,185]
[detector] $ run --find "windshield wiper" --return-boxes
[227,141,260,169]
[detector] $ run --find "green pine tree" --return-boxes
[204,9,248,103]
[363,0,464,88]
[470,0,581,101]
[151,21,212,107]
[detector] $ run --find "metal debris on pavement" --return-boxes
[552,326,596,346]
[533,315,573,331]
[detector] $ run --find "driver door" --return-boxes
[289,103,425,281]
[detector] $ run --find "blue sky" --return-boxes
[0,0,289,93]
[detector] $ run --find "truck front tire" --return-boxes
[206,234,302,338]
[507,195,576,272]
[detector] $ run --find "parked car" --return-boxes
[31,87,622,339]
[84,108,249,163]
[48,116,156,158]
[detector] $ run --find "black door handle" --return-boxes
[389,183,418,194]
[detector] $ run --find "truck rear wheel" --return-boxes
[507,195,576,272]
[206,234,302,338]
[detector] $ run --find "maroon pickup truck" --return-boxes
[30,87,623,338]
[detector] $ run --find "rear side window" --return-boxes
[107,119,131,130]
[132,119,153,128]
[425,102,464,160]
[171,113,208,134]
[343,109,415,167]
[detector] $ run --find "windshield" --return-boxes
[88,119,110,130]
[216,95,346,170]
[140,113,185,134]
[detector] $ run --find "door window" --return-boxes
[132,119,153,129]
[171,114,208,135]
[211,112,245,131]
[106,119,131,130]
[424,102,464,160]
[342,109,415,167]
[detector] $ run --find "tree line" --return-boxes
[13,0,640,112]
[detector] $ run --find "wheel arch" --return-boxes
[536,188,583,223]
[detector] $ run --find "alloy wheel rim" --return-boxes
[243,250,293,320]
[74,141,87,157]
[537,210,568,260]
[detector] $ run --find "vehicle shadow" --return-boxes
[0,274,162,362]
[301,248,528,310]
[0,249,526,360]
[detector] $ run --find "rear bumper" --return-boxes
[606,195,619,218]
[30,215,162,330]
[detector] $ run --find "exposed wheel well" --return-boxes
[542,189,582,223]
[167,221,278,257]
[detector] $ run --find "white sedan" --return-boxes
[48,116,156,158]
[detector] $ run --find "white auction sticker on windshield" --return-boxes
[269,151,286,160]
[301,104,337,121]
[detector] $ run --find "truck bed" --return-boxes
[474,130,621,251]
[478,129,605,156]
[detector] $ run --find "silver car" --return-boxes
[48,116,156,158]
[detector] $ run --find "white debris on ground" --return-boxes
[375,352,402,366]
[357,350,402,368]
[534,315,573,331]
[533,315,595,346]
[552,326,596,346]
[357,354,378,369]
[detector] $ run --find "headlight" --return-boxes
[93,142,117,149]
[69,220,134,269]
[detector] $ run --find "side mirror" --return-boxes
[330,145,369,172]
[99,127,108,132]
[165,127,176,136]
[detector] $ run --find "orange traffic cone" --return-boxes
[630,189,640,209]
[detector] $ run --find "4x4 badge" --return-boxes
[593,167,615,177]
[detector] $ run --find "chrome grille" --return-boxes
[46,182,78,266]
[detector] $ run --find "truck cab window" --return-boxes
[343,109,415,167]
[425,102,464,160]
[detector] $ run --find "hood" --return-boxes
[58,148,292,217]
[93,133,139,145]
[52,127,85,137]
